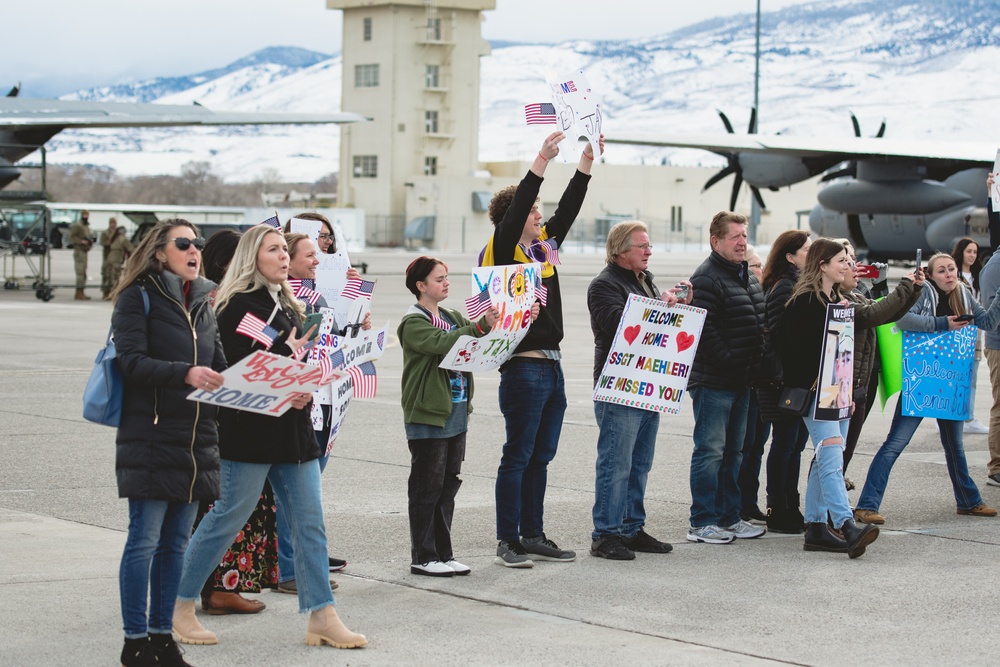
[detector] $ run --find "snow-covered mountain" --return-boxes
[41,0,1000,182]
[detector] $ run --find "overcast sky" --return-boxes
[4,0,817,97]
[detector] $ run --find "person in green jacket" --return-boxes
[398,256,511,578]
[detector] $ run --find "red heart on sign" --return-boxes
[676,331,695,352]
[623,324,641,345]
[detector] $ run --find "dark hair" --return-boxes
[762,229,811,292]
[110,219,198,302]
[951,237,982,293]
[405,256,447,297]
[488,184,519,226]
[201,230,241,284]
[789,238,847,304]
[285,211,336,253]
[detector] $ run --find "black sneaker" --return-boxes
[495,539,534,568]
[329,556,347,572]
[590,535,636,560]
[121,638,157,667]
[521,533,576,562]
[621,529,673,553]
[148,633,193,667]
[740,506,768,523]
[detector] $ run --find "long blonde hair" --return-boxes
[110,219,198,303]
[788,238,846,304]
[213,225,304,320]
[927,252,967,316]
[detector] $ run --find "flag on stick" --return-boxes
[258,213,282,230]
[465,287,492,319]
[536,283,548,307]
[348,361,377,398]
[539,238,561,266]
[342,278,376,301]
[235,312,279,347]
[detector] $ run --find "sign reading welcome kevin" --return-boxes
[901,327,977,420]
[592,295,706,414]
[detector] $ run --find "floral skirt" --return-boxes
[194,480,279,594]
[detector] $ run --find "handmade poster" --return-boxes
[992,148,1000,211]
[875,319,903,410]
[545,68,603,161]
[326,372,355,452]
[306,315,388,405]
[592,295,706,415]
[900,326,976,420]
[187,351,327,417]
[439,263,540,372]
[813,303,854,422]
[291,217,354,326]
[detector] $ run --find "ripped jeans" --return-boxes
[802,416,852,529]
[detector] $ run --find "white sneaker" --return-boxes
[722,519,767,539]
[964,418,989,434]
[686,525,736,544]
[410,561,455,577]
[442,559,471,576]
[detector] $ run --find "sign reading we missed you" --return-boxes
[592,295,706,414]
[187,351,328,417]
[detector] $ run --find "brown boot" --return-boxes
[305,605,367,649]
[74,289,91,301]
[201,590,266,615]
[172,599,218,645]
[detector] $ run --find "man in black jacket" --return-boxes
[587,221,686,560]
[686,212,766,544]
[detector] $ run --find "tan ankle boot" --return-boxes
[305,606,367,649]
[172,599,218,645]
[74,289,91,301]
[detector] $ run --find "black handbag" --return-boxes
[778,383,815,416]
[756,382,788,423]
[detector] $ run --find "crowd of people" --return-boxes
[99,138,999,664]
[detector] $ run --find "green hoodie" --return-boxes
[398,305,492,427]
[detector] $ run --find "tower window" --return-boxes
[363,17,372,41]
[425,110,439,134]
[354,64,379,88]
[425,65,440,88]
[353,155,378,178]
[424,156,438,176]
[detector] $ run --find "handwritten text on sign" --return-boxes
[439,263,541,372]
[593,295,706,414]
[901,327,977,420]
[187,351,325,417]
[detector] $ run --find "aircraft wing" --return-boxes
[0,98,367,129]
[605,132,994,166]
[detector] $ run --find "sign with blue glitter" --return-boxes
[901,327,977,420]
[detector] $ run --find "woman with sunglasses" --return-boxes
[855,252,1000,526]
[173,224,367,651]
[110,220,227,666]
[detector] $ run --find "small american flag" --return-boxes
[327,349,345,370]
[288,279,321,306]
[524,102,557,125]
[341,278,375,301]
[376,331,385,350]
[318,353,335,384]
[235,312,279,347]
[465,287,492,319]
[258,213,282,230]
[430,313,453,331]
[539,238,561,266]
[348,361,377,398]
[536,283,548,307]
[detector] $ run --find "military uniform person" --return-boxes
[70,210,93,300]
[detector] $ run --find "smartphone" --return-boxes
[302,312,323,340]
[956,314,975,322]
[855,263,880,279]
[674,284,689,300]
[915,249,923,279]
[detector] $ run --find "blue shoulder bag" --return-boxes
[83,286,149,427]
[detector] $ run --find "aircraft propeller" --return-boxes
[702,109,767,211]
[821,112,886,182]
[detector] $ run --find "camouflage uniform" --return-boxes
[70,219,93,290]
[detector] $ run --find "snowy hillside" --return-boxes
[40,0,1000,182]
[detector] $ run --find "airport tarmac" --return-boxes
[2,245,998,666]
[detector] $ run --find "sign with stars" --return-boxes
[901,327,977,420]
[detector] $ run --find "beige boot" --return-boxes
[172,599,218,645]
[74,289,91,301]
[305,605,367,649]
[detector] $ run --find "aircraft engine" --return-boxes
[0,158,20,189]
[925,206,985,252]
[808,205,851,240]
[739,154,812,189]
[818,179,971,215]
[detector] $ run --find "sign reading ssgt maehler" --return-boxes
[592,295,706,415]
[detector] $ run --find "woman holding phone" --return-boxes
[855,252,1000,525]
[174,224,367,650]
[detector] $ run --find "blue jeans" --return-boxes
[801,416,852,528]
[178,458,334,612]
[857,400,983,512]
[277,444,330,583]
[120,499,199,638]
[765,417,809,499]
[689,386,749,528]
[739,393,771,512]
[592,401,660,540]
[495,360,566,541]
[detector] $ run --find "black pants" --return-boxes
[739,393,771,511]
[408,434,466,565]
[765,417,809,498]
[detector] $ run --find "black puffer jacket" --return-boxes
[587,262,660,385]
[113,271,226,502]
[215,286,320,464]
[689,251,765,390]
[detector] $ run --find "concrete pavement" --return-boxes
[1,246,998,666]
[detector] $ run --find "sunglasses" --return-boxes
[171,237,206,251]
